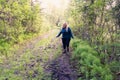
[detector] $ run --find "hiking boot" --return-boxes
[67,47,69,52]
[63,49,66,53]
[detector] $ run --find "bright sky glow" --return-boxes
[38,0,70,13]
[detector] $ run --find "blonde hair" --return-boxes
[63,23,68,32]
[63,23,67,28]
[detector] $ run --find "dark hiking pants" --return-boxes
[62,38,71,50]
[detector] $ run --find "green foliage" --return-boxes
[68,0,120,79]
[71,39,113,80]
[0,0,42,57]
[0,30,60,80]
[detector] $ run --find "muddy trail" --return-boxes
[0,29,78,80]
[44,52,78,80]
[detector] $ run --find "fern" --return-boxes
[71,39,113,80]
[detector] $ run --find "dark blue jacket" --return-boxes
[56,27,74,39]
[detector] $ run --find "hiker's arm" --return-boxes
[69,28,74,38]
[56,30,62,37]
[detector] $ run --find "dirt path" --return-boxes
[0,29,78,80]
[44,52,78,80]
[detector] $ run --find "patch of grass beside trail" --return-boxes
[71,39,113,80]
[0,33,37,60]
[0,29,62,80]
[0,27,57,63]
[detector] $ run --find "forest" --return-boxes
[67,0,120,80]
[0,0,120,80]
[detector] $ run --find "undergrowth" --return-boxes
[71,39,113,80]
[0,33,37,61]
[0,29,61,80]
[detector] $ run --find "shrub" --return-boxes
[71,39,113,80]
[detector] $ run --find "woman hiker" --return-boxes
[56,23,74,53]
